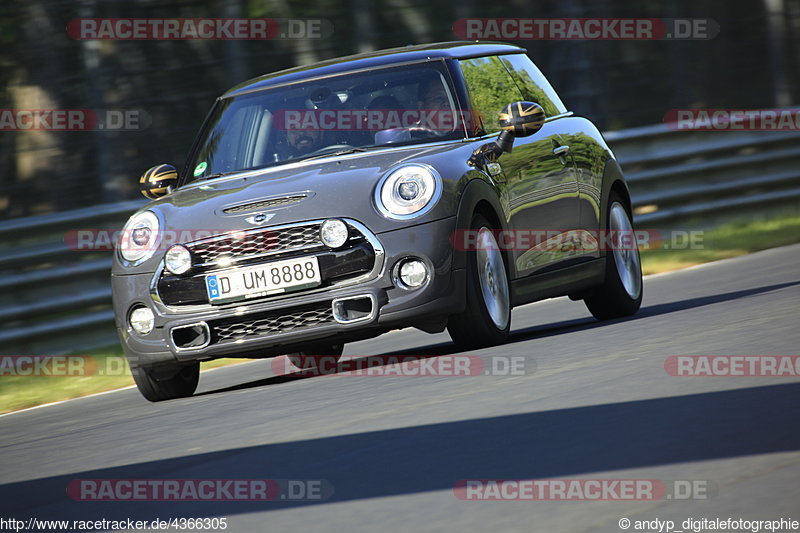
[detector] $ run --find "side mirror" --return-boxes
[139,164,178,199]
[498,101,545,138]
[468,102,545,167]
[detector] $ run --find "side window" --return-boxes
[459,56,524,135]
[499,54,567,118]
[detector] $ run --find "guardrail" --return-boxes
[605,125,800,224]
[0,199,145,354]
[2,125,800,354]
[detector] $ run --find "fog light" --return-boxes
[398,259,428,288]
[130,306,155,335]
[165,244,192,275]
[320,219,348,248]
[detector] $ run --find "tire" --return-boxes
[288,343,344,374]
[130,362,200,402]
[584,192,643,320]
[447,214,511,349]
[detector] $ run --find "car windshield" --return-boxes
[186,62,464,183]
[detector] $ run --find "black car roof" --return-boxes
[222,41,525,98]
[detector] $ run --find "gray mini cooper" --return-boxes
[113,41,643,401]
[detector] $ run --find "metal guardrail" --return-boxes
[0,199,146,353]
[605,125,800,224]
[2,125,800,354]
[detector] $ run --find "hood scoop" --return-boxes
[221,193,309,215]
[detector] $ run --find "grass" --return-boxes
[0,345,246,414]
[639,214,800,275]
[2,213,800,414]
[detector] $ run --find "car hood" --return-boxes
[147,142,472,236]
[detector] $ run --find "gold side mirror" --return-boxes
[139,164,178,199]
[498,101,545,138]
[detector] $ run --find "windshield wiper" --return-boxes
[193,148,368,181]
[298,147,367,162]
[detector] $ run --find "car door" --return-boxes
[458,55,581,278]
[498,54,607,258]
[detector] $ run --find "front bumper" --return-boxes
[112,216,464,367]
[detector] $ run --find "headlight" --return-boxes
[119,211,160,264]
[376,164,441,219]
[320,219,349,248]
[165,244,192,275]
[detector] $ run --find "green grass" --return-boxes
[3,213,800,414]
[0,345,245,414]
[640,214,800,275]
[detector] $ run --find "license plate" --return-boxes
[205,256,321,304]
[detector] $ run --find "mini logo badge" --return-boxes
[245,213,275,225]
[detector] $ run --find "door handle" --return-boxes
[553,145,570,157]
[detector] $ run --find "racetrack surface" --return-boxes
[1,245,799,532]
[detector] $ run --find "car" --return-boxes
[112,41,643,402]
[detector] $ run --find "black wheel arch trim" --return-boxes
[452,177,515,277]
[599,158,633,254]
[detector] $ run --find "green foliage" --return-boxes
[499,58,557,117]
[460,56,523,133]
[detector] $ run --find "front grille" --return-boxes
[158,243,374,306]
[188,223,322,266]
[211,301,333,344]
[157,220,378,307]
[223,195,307,214]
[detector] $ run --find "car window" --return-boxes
[458,56,525,135]
[499,54,567,118]
[186,62,463,182]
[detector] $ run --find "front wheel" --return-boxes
[584,194,643,320]
[130,362,199,402]
[447,214,511,349]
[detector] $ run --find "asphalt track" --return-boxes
[1,244,799,533]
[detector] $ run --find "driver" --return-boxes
[415,77,455,135]
[418,78,450,111]
[280,85,337,158]
[286,126,323,157]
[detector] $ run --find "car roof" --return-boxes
[222,41,526,98]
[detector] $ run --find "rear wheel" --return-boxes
[130,362,199,402]
[288,343,344,374]
[584,193,643,319]
[447,214,511,349]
